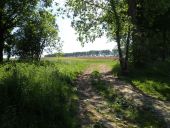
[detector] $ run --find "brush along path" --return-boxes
[76,64,170,128]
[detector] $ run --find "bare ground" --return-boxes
[76,64,170,128]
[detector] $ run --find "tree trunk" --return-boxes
[110,0,124,73]
[123,27,131,74]
[0,36,4,63]
[127,0,137,23]
[162,29,167,61]
[116,32,124,73]
[7,51,11,61]
[0,46,3,62]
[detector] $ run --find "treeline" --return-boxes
[66,0,170,74]
[45,49,119,57]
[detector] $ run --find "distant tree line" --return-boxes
[45,49,119,57]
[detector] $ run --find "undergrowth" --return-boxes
[0,61,83,128]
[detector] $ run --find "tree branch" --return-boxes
[83,0,112,12]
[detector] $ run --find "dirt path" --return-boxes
[76,64,170,128]
[102,74,170,127]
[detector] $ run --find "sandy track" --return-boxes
[76,64,170,128]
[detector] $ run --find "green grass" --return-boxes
[1,57,168,128]
[0,61,84,128]
[112,61,170,101]
[90,71,167,128]
[0,57,115,128]
[43,57,116,67]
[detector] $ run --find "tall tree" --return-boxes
[0,0,53,62]
[128,0,170,65]
[66,0,132,73]
[14,10,58,60]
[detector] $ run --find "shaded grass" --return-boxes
[112,61,170,101]
[90,71,167,128]
[0,61,83,128]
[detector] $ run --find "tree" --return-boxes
[127,0,170,65]
[66,0,132,74]
[55,41,63,58]
[0,0,53,62]
[14,10,58,60]
[4,34,15,61]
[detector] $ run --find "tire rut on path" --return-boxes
[76,74,127,128]
[76,64,170,128]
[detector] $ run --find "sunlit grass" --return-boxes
[0,61,82,128]
[43,57,117,69]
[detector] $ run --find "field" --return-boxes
[0,57,169,128]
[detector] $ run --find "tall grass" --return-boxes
[0,58,118,128]
[0,61,84,128]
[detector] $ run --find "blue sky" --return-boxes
[55,0,116,53]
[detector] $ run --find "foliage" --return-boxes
[0,60,84,128]
[131,0,170,65]
[0,0,54,62]
[65,0,133,73]
[14,10,58,60]
[65,0,170,72]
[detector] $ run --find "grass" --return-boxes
[112,61,170,101]
[90,71,167,128]
[43,57,116,67]
[0,57,116,128]
[0,60,85,128]
[1,57,169,128]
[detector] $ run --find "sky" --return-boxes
[54,0,116,53]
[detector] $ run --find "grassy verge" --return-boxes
[0,61,86,128]
[90,71,166,128]
[112,61,170,101]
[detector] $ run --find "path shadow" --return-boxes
[89,71,169,128]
